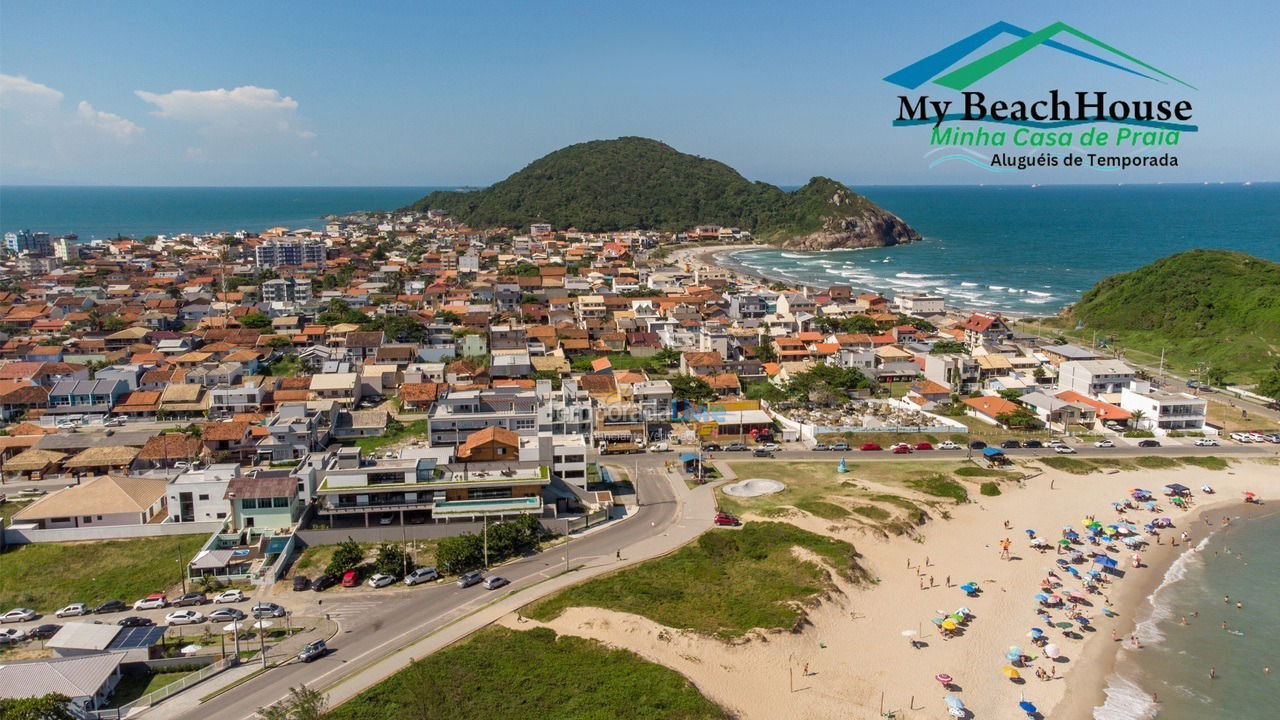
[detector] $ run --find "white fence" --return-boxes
[84,657,237,719]
[3,520,221,545]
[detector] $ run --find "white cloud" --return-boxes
[135,85,314,138]
[0,73,65,117]
[77,101,142,140]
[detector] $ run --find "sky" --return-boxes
[1,0,1278,186]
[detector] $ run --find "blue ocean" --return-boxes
[0,186,444,240]
[720,183,1280,314]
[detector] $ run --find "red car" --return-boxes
[914,442,933,450]
[892,444,913,454]
[341,570,360,588]
[860,443,882,451]
[713,513,741,526]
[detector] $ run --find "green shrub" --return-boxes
[1123,430,1155,438]
[907,474,969,502]
[850,505,891,521]
[979,482,1001,496]
[794,500,850,519]
[955,465,1005,478]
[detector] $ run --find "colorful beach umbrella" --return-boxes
[1002,666,1021,679]
[941,621,958,631]
[944,695,964,709]
[1044,643,1060,658]
[1020,700,1038,714]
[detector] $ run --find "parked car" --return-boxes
[1229,432,1251,443]
[298,639,327,663]
[291,576,311,592]
[702,443,722,452]
[103,417,125,427]
[482,576,510,591]
[1,608,37,623]
[1054,446,1077,454]
[811,443,830,451]
[1000,440,1021,449]
[14,488,46,497]
[366,574,397,589]
[891,443,912,454]
[937,440,961,450]
[117,616,154,627]
[1138,440,1162,448]
[56,603,89,618]
[647,442,670,453]
[914,442,933,450]
[1023,440,1043,449]
[829,441,851,451]
[968,440,987,450]
[714,512,741,526]
[860,443,882,451]
[94,600,127,614]
[310,575,337,592]
[1045,440,1067,449]
[172,593,207,607]
[1248,432,1268,443]
[165,610,205,626]
[212,590,246,604]
[28,624,61,639]
[252,603,286,619]
[758,443,780,452]
[0,628,28,643]
[404,567,439,586]
[1195,438,1220,446]
[456,571,484,588]
[133,594,168,611]
[1094,440,1115,448]
[208,608,246,622]
[751,448,774,458]
[341,570,360,588]
[724,442,748,451]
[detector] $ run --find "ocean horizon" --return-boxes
[3,183,1279,315]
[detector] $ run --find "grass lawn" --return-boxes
[328,626,727,720]
[0,534,208,613]
[106,669,195,708]
[355,419,430,453]
[0,498,33,524]
[1206,402,1279,433]
[1037,455,1232,475]
[525,522,862,638]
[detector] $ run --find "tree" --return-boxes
[102,316,128,332]
[995,408,1039,429]
[654,346,681,366]
[909,317,936,332]
[1202,365,1227,387]
[670,374,716,405]
[1033,366,1048,381]
[930,339,969,355]
[1129,409,1147,431]
[0,695,75,720]
[755,330,777,364]
[1258,364,1280,402]
[240,312,272,329]
[997,388,1023,402]
[325,538,365,577]
[744,381,786,403]
[373,542,410,577]
[258,686,328,720]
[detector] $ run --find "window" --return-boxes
[241,498,258,509]
[83,516,93,523]
[273,497,289,508]
[216,512,226,519]
[198,494,209,501]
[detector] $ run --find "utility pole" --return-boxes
[483,515,489,568]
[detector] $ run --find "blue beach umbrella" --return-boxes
[1020,700,1037,714]
[1005,648,1021,661]
[945,695,964,709]
[1035,593,1050,603]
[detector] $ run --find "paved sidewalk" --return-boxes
[312,480,716,709]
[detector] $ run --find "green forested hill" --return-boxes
[404,137,918,247]
[1068,249,1280,382]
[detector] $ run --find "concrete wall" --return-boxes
[3,520,220,545]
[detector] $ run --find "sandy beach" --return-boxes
[504,460,1276,719]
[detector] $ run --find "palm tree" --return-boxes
[1129,409,1147,431]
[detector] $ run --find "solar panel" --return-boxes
[107,625,166,650]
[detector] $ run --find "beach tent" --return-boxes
[982,447,1004,457]
[1164,483,1190,495]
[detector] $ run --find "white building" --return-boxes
[894,292,945,316]
[1120,385,1207,432]
[1058,360,1135,397]
[166,463,240,524]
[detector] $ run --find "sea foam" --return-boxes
[1093,672,1159,720]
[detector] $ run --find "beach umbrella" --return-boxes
[960,583,978,594]
[1048,594,1062,604]
[1144,502,1157,510]
[956,607,971,617]
[1035,593,1050,603]
[1020,700,1038,715]
[944,695,964,709]
[1075,615,1091,627]
[1066,567,1080,578]
[1043,643,1060,658]
[937,674,954,687]
[1002,666,1021,679]
[941,621,958,631]
[931,617,944,626]
[222,622,245,633]
[1026,529,1037,537]
[1062,525,1073,531]
[252,620,273,631]
[1055,621,1074,630]
[1005,646,1022,661]
[180,644,201,656]
[948,708,966,718]
[1030,627,1044,636]
[1065,531,1079,540]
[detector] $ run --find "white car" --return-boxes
[1046,440,1068,449]
[366,574,397,588]
[56,603,89,618]
[758,443,780,452]
[1195,438,1220,447]
[937,440,961,450]
[0,608,37,623]
[133,595,168,610]
[0,627,28,643]
[1094,440,1115,448]
[1248,433,1268,443]
[212,590,246,604]
[165,610,206,625]
[103,417,125,427]
[404,567,439,586]
[1054,446,1077,454]
[1229,432,1252,443]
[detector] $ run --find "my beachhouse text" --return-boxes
[897,90,1193,129]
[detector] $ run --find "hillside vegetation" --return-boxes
[406,137,918,248]
[1066,249,1280,383]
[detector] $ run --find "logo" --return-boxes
[884,21,1197,172]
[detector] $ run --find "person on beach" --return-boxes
[1236,601,1243,610]
[1209,667,1217,680]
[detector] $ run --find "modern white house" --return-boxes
[1120,385,1207,432]
[893,292,945,316]
[166,463,240,524]
[1058,360,1136,397]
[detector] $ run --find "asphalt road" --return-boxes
[182,457,682,720]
